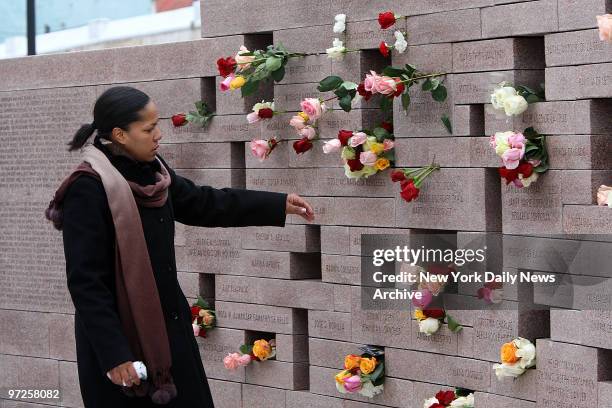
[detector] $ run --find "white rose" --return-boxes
[418,317,440,336]
[322,139,342,154]
[514,338,536,369]
[518,171,539,188]
[450,393,474,407]
[503,94,528,116]
[393,31,408,53]
[493,362,525,380]
[359,382,383,398]
[423,397,439,408]
[326,38,346,60]
[493,131,513,156]
[491,85,517,110]
[333,14,346,33]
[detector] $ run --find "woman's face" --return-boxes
[114,100,162,162]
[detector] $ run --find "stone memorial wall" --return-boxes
[1,0,611,407]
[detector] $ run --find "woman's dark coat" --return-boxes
[61,138,287,407]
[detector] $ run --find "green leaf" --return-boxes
[339,94,353,112]
[239,344,253,355]
[525,143,539,154]
[195,296,210,309]
[341,81,358,91]
[379,96,393,113]
[318,75,344,92]
[401,92,411,111]
[404,64,416,77]
[446,314,463,333]
[241,79,260,97]
[534,162,549,173]
[270,65,285,82]
[334,86,349,98]
[368,361,384,383]
[523,126,539,139]
[422,78,440,91]
[441,114,452,134]
[265,56,282,72]
[382,66,406,77]
[373,127,390,142]
[431,84,447,101]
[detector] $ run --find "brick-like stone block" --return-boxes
[280,55,332,85]
[536,339,612,407]
[450,69,544,105]
[563,205,612,234]
[406,8,482,45]
[215,301,308,334]
[308,338,360,368]
[475,392,536,408]
[335,197,396,227]
[173,169,244,189]
[245,360,309,390]
[411,320,459,355]
[0,355,59,400]
[0,310,51,358]
[286,390,344,408]
[548,135,612,169]
[545,29,612,67]
[395,168,502,231]
[551,309,612,350]
[601,382,612,406]
[242,383,286,408]
[59,361,83,408]
[158,142,236,169]
[453,38,545,73]
[309,310,352,341]
[502,170,612,234]
[546,63,612,100]
[488,366,538,401]
[209,379,242,408]
[394,137,499,168]
[216,275,334,311]
[198,327,246,382]
[322,254,362,285]
[453,105,485,136]
[394,83,453,137]
[175,227,241,274]
[321,226,351,255]
[276,334,309,363]
[236,250,320,279]
[241,225,320,252]
[484,100,612,136]
[393,43,453,72]
[482,0,558,37]
[558,0,612,31]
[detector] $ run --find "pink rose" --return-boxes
[412,289,433,309]
[192,324,200,337]
[300,98,324,120]
[237,354,252,366]
[250,139,270,162]
[359,150,378,166]
[300,126,317,140]
[501,148,523,169]
[289,115,307,130]
[323,139,342,154]
[220,74,235,91]
[364,71,396,95]
[507,132,526,150]
[343,375,362,393]
[383,139,394,151]
[246,112,260,124]
[349,132,367,147]
[597,14,612,42]
[235,45,255,71]
[223,353,241,370]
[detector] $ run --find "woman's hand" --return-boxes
[286,193,315,222]
[107,361,141,387]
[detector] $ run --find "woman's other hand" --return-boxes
[107,361,141,387]
[286,193,315,222]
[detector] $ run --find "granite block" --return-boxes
[558,0,612,31]
[308,310,352,341]
[209,379,242,408]
[563,205,612,234]
[482,0,558,37]
[546,63,612,100]
[215,301,308,334]
[450,69,544,105]
[453,38,545,73]
[236,250,320,279]
[406,8,482,45]
[551,309,612,350]
[242,384,286,408]
[241,225,320,252]
[545,29,612,66]
[245,360,309,390]
[198,327,246,382]
[453,105,485,137]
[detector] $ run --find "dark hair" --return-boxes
[67,86,151,152]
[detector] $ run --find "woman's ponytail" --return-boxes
[67,123,96,152]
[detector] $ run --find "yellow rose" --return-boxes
[298,112,310,122]
[229,75,246,90]
[344,354,361,370]
[370,142,385,154]
[375,158,390,171]
[359,357,377,375]
[500,342,519,364]
[335,369,351,385]
[414,309,426,321]
[252,339,272,360]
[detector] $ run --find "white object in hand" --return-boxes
[105,361,148,382]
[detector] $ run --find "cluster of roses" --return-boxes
[190,297,216,338]
[357,70,405,102]
[290,98,327,154]
[423,389,475,408]
[323,125,394,179]
[390,163,440,202]
[493,338,536,380]
[377,11,408,56]
[335,346,385,399]
[223,338,276,370]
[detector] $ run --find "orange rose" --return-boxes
[252,339,272,360]
[500,342,519,364]
[359,357,377,375]
[344,354,361,370]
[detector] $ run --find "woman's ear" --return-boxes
[111,127,127,145]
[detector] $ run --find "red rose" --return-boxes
[380,121,393,133]
[390,170,406,182]
[378,11,396,29]
[347,158,364,172]
[435,390,456,405]
[393,79,405,97]
[357,82,373,101]
[338,129,353,146]
[517,161,533,178]
[191,305,201,317]
[399,179,420,202]
[293,137,313,154]
[498,167,519,184]
[424,308,446,319]
[197,329,207,338]
[172,113,187,127]
[217,56,237,77]
[379,41,390,57]
[258,108,274,119]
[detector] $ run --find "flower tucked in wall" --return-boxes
[492,338,536,380]
[335,345,385,398]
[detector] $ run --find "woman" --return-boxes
[46,86,314,407]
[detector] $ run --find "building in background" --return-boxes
[0,0,200,59]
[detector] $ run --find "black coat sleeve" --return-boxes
[157,155,288,228]
[62,176,135,376]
